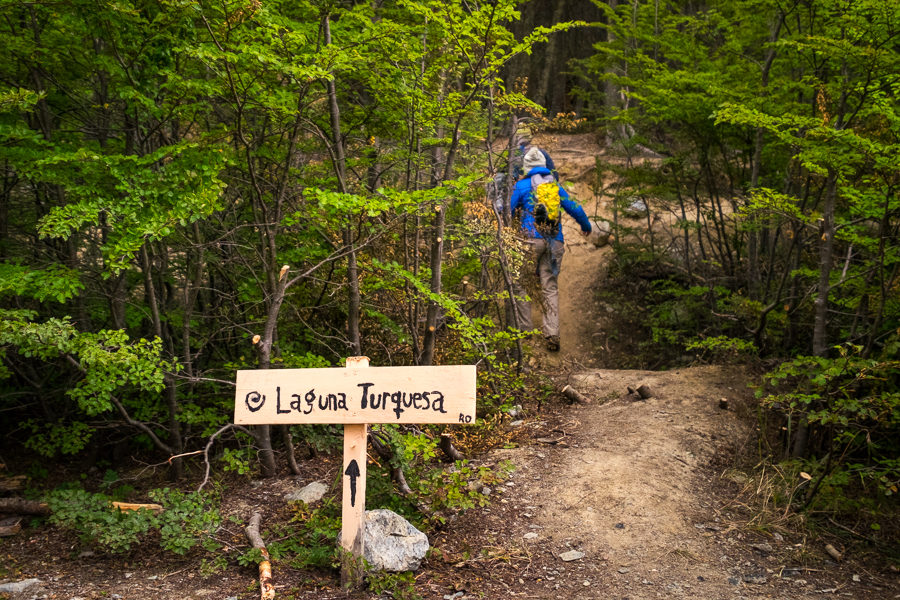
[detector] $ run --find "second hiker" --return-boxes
[510,146,592,352]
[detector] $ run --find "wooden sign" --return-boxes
[233,357,477,590]
[234,364,476,425]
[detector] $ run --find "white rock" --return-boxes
[524,532,539,540]
[559,550,585,562]
[354,509,429,572]
[0,580,41,594]
[750,542,773,554]
[589,219,612,247]
[624,197,648,218]
[285,481,328,504]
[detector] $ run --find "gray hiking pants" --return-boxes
[512,238,564,338]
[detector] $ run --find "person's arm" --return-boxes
[560,187,592,234]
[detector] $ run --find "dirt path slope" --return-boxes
[434,366,896,599]
[426,134,898,599]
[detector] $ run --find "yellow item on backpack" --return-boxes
[531,174,561,237]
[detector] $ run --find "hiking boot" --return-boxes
[546,335,560,352]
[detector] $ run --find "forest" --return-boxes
[0,0,898,595]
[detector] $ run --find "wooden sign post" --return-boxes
[234,357,477,588]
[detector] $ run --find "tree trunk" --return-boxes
[419,202,445,366]
[812,171,837,357]
[140,244,183,478]
[253,271,288,478]
[281,425,301,476]
[369,432,413,495]
[603,0,631,145]
[324,13,361,355]
[421,79,475,364]
[748,14,783,297]
[534,0,567,110]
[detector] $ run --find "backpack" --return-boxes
[487,172,508,218]
[530,173,561,238]
[509,145,526,180]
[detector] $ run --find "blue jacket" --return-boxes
[511,167,592,242]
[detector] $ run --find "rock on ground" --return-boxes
[285,481,328,504]
[360,508,429,572]
[0,579,41,594]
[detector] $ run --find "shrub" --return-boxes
[758,345,900,515]
[45,487,222,555]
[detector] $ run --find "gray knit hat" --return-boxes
[523,147,546,172]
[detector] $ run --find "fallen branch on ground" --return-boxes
[111,502,163,514]
[245,511,275,600]
[561,385,591,404]
[0,498,50,515]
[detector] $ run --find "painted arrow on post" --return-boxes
[234,357,476,590]
[344,459,360,507]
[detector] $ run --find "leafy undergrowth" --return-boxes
[1,369,559,598]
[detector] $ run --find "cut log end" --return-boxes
[561,385,591,404]
[824,543,843,562]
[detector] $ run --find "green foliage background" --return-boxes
[575,0,899,532]
[0,0,549,462]
[0,0,898,567]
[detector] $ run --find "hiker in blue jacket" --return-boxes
[510,147,592,352]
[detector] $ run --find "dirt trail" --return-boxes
[553,134,610,369]
[430,133,898,599]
